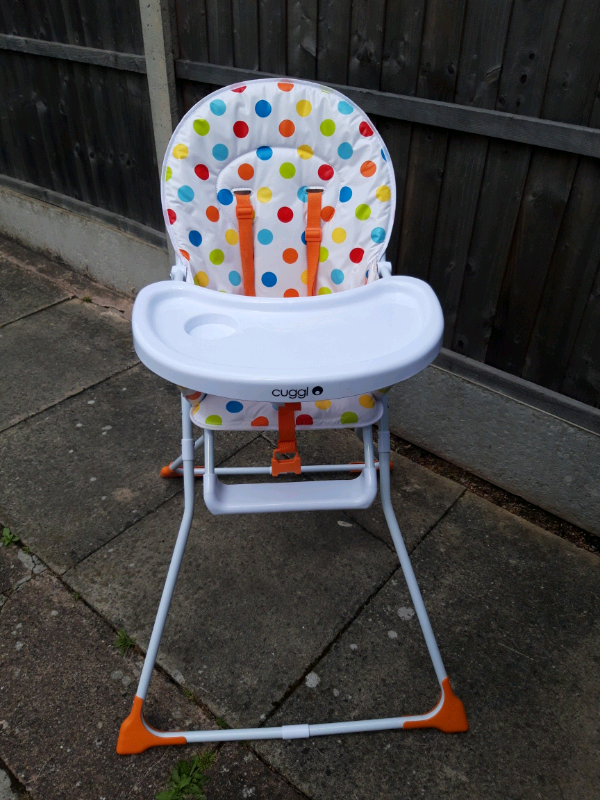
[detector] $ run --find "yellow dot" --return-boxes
[359,394,375,409]
[318,287,332,295]
[300,270,308,285]
[319,246,329,262]
[194,271,209,287]
[257,187,272,203]
[297,144,313,160]
[296,100,312,117]
[173,144,189,159]
[315,400,332,410]
[225,229,239,245]
[331,228,346,244]
[376,185,391,202]
[192,403,200,415]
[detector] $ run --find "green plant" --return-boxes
[183,687,194,700]
[72,591,80,601]
[115,628,136,655]
[81,296,92,302]
[22,546,30,554]
[156,751,216,800]
[2,528,19,547]
[215,717,229,729]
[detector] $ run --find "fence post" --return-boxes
[138,0,179,264]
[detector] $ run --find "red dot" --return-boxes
[251,415,269,426]
[350,248,364,263]
[321,206,335,221]
[232,86,246,93]
[359,121,374,137]
[296,414,313,425]
[194,163,209,180]
[167,209,176,224]
[318,164,334,181]
[233,121,249,138]
[284,288,299,297]
[179,249,190,260]
[278,207,293,223]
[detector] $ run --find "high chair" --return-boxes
[117,78,468,754]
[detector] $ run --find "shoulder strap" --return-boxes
[305,190,323,296]
[235,191,255,296]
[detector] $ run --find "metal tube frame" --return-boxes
[117,395,467,754]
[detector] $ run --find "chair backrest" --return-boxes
[162,78,395,297]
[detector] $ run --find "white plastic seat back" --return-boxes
[162,78,395,297]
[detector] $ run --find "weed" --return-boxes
[22,546,30,554]
[183,687,194,700]
[215,717,229,730]
[2,528,19,547]
[81,296,92,302]
[156,750,216,800]
[115,628,136,655]
[72,592,81,601]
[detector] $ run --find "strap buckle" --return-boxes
[271,403,302,476]
[305,227,322,242]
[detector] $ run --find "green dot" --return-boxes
[205,415,222,426]
[165,166,172,181]
[377,386,392,394]
[341,411,359,425]
[355,204,371,220]
[320,119,336,136]
[319,246,329,262]
[318,287,332,295]
[209,249,224,265]
[193,118,210,136]
[279,162,296,179]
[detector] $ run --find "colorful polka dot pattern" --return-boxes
[190,392,383,431]
[162,78,394,297]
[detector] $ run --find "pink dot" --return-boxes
[359,121,374,137]
[297,414,313,425]
[233,121,249,138]
[278,207,293,223]
[167,209,176,224]
[318,164,334,181]
[350,248,364,263]
[194,164,209,180]
[232,86,246,93]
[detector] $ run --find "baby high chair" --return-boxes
[117,78,468,754]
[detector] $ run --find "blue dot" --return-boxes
[210,99,226,116]
[366,270,369,278]
[226,400,244,413]
[189,230,202,247]
[371,227,385,243]
[381,148,387,161]
[257,229,273,245]
[297,186,308,203]
[261,271,277,288]
[331,269,344,285]
[339,186,352,203]
[255,100,272,118]
[228,270,241,286]
[257,146,273,161]
[212,144,229,161]
[217,188,233,205]
[338,101,353,115]
[337,142,353,160]
[178,185,194,202]
[301,231,306,245]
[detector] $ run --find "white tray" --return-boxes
[132,277,444,401]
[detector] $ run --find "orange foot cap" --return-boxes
[404,678,468,733]
[116,696,186,754]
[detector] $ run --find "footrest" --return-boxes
[203,468,377,515]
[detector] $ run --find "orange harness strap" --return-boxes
[305,190,323,296]
[235,192,255,296]
[271,403,302,476]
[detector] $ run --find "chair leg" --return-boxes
[377,397,468,732]
[117,396,197,754]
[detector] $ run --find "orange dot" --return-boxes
[279,119,295,137]
[238,163,254,180]
[360,160,377,177]
[251,416,269,427]
[283,248,298,264]
[278,82,294,92]
[179,249,190,260]
[284,288,299,297]
[321,206,335,222]
[206,206,220,222]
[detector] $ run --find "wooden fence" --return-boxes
[1,0,599,409]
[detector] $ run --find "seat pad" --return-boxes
[189,393,383,430]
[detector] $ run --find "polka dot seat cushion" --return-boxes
[164,78,394,430]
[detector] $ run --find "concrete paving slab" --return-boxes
[64,438,398,727]
[0,366,256,573]
[210,745,306,800]
[0,300,137,432]
[0,566,217,800]
[257,492,600,800]
[0,259,68,327]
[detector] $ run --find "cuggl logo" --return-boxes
[271,386,325,399]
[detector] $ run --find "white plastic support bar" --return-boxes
[164,461,385,477]
[168,435,204,472]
